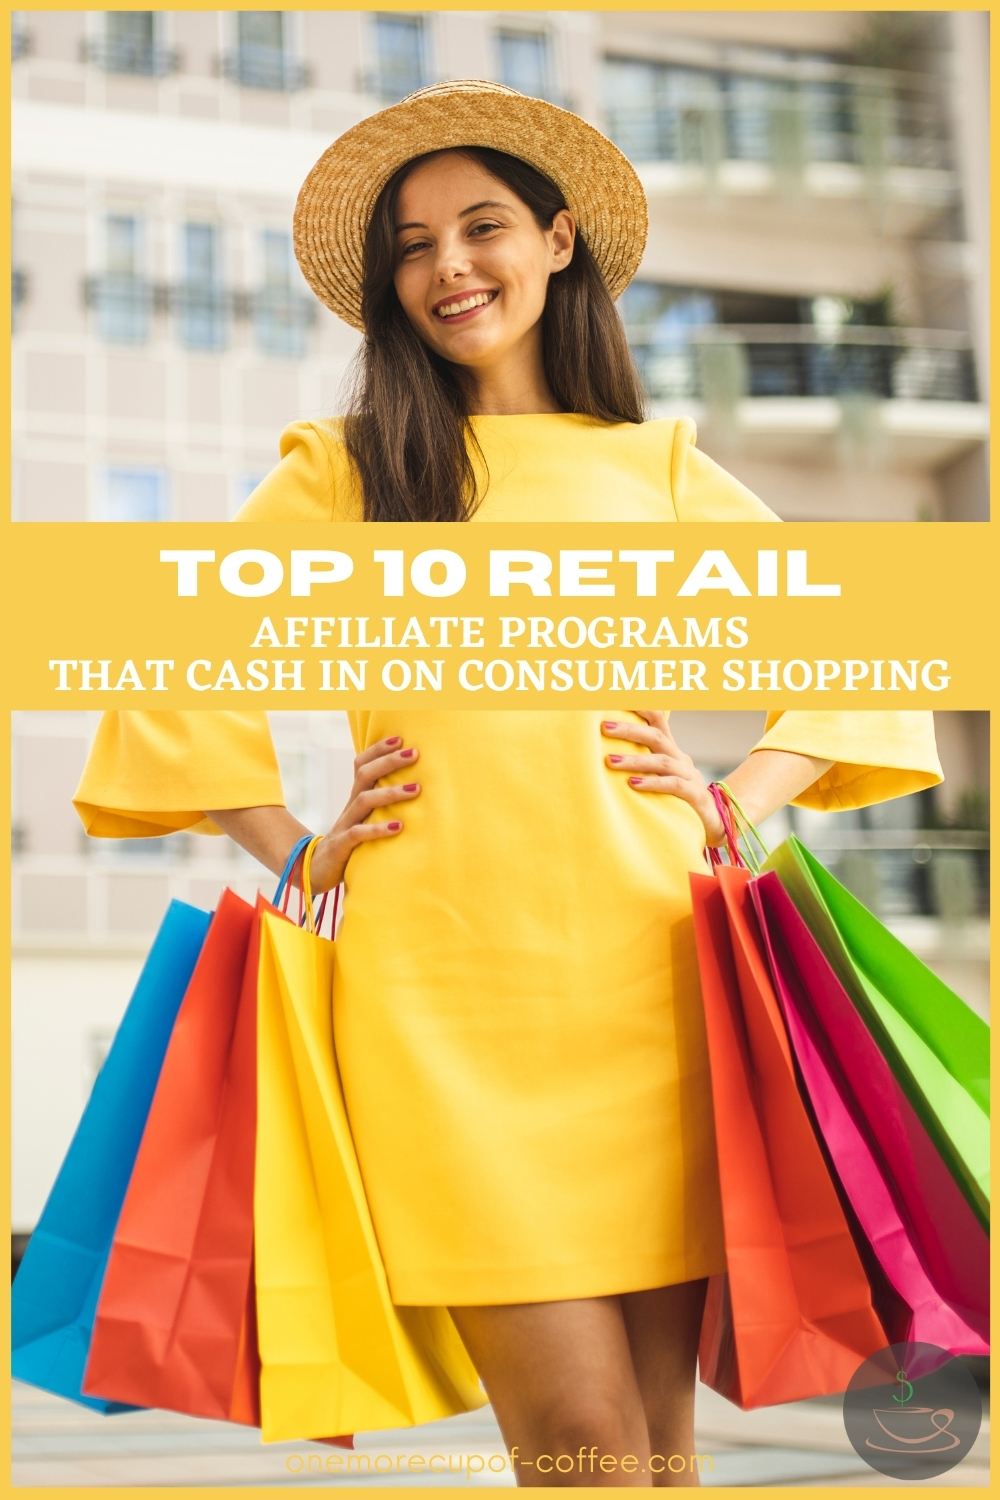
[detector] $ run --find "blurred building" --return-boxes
[11,8,988,520]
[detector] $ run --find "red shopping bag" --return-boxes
[82,888,261,1418]
[692,863,888,1408]
[82,875,353,1449]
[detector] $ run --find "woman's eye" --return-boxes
[400,224,500,259]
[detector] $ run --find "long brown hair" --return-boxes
[340,146,648,522]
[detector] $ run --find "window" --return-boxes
[226,10,307,90]
[372,14,425,100]
[95,214,151,345]
[252,229,312,357]
[497,29,550,97]
[89,11,176,77]
[98,468,167,521]
[178,222,226,352]
[603,58,722,164]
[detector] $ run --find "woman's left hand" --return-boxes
[601,711,727,847]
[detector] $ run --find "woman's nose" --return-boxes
[433,237,473,282]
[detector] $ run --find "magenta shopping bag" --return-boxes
[750,871,988,1355]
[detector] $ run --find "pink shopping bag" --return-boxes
[750,870,988,1355]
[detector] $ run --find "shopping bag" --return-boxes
[692,862,888,1409]
[81,886,260,1419]
[764,834,989,1227]
[80,835,354,1447]
[750,870,989,1354]
[11,899,212,1411]
[254,837,488,1442]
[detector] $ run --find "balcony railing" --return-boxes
[80,35,180,78]
[627,324,978,405]
[784,832,989,925]
[605,87,951,173]
[83,273,162,344]
[356,64,427,103]
[217,46,311,91]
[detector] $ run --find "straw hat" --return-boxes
[293,79,648,331]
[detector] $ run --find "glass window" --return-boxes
[179,222,226,352]
[373,14,425,100]
[603,57,722,164]
[99,467,167,521]
[104,11,159,75]
[232,10,297,89]
[97,213,150,345]
[497,30,549,97]
[253,229,307,358]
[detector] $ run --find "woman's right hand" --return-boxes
[305,735,421,892]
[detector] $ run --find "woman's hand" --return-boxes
[601,711,727,847]
[306,735,421,891]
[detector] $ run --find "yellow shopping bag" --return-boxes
[253,838,487,1442]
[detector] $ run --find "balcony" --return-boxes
[356,65,427,104]
[80,35,180,79]
[217,46,311,92]
[609,78,957,236]
[234,286,318,357]
[632,323,987,469]
[83,273,162,345]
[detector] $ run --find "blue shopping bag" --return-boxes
[11,899,211,1411]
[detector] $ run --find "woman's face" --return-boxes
[391,152,575,380]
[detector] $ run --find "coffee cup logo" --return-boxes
[844,1342,982,1480]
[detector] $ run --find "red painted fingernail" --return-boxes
[629,776,644,785]
[387,821,402,831]
[386,736,401,745]
[603,721,617,730]
[608,755,623,764]
[400,747,415,758]
[402,783,418,792]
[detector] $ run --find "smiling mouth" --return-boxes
[433,290,499,322]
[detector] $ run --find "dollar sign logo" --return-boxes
[892,1368,914,1406]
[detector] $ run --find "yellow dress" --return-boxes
[73,414,944,1306]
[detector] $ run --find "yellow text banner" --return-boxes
[2,522,991,709]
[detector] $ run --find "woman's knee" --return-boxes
[519,1388,650,1474]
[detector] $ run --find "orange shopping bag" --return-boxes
[691,861,888,1408]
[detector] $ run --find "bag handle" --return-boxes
[272,834,314,910]
[706,780,770,873]
[300,834,342,938]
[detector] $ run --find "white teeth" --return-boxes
[436,291,496,318]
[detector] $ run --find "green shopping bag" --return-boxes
[763,834,989,1229]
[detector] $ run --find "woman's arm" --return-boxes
[204,806,313,879]
[206,735,423,892]
[600,713,833,846]
[710,748,834,839]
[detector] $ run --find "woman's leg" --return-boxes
[448,1296,653,1487]
[620,1278,710,1488]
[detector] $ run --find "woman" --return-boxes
[75,82,943,1486]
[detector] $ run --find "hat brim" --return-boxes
[293,79,648,332]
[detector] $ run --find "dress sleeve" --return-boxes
[748,710,944,811]
[669,416,782,522]
[72,421,347,839]
[667,417,944,811]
